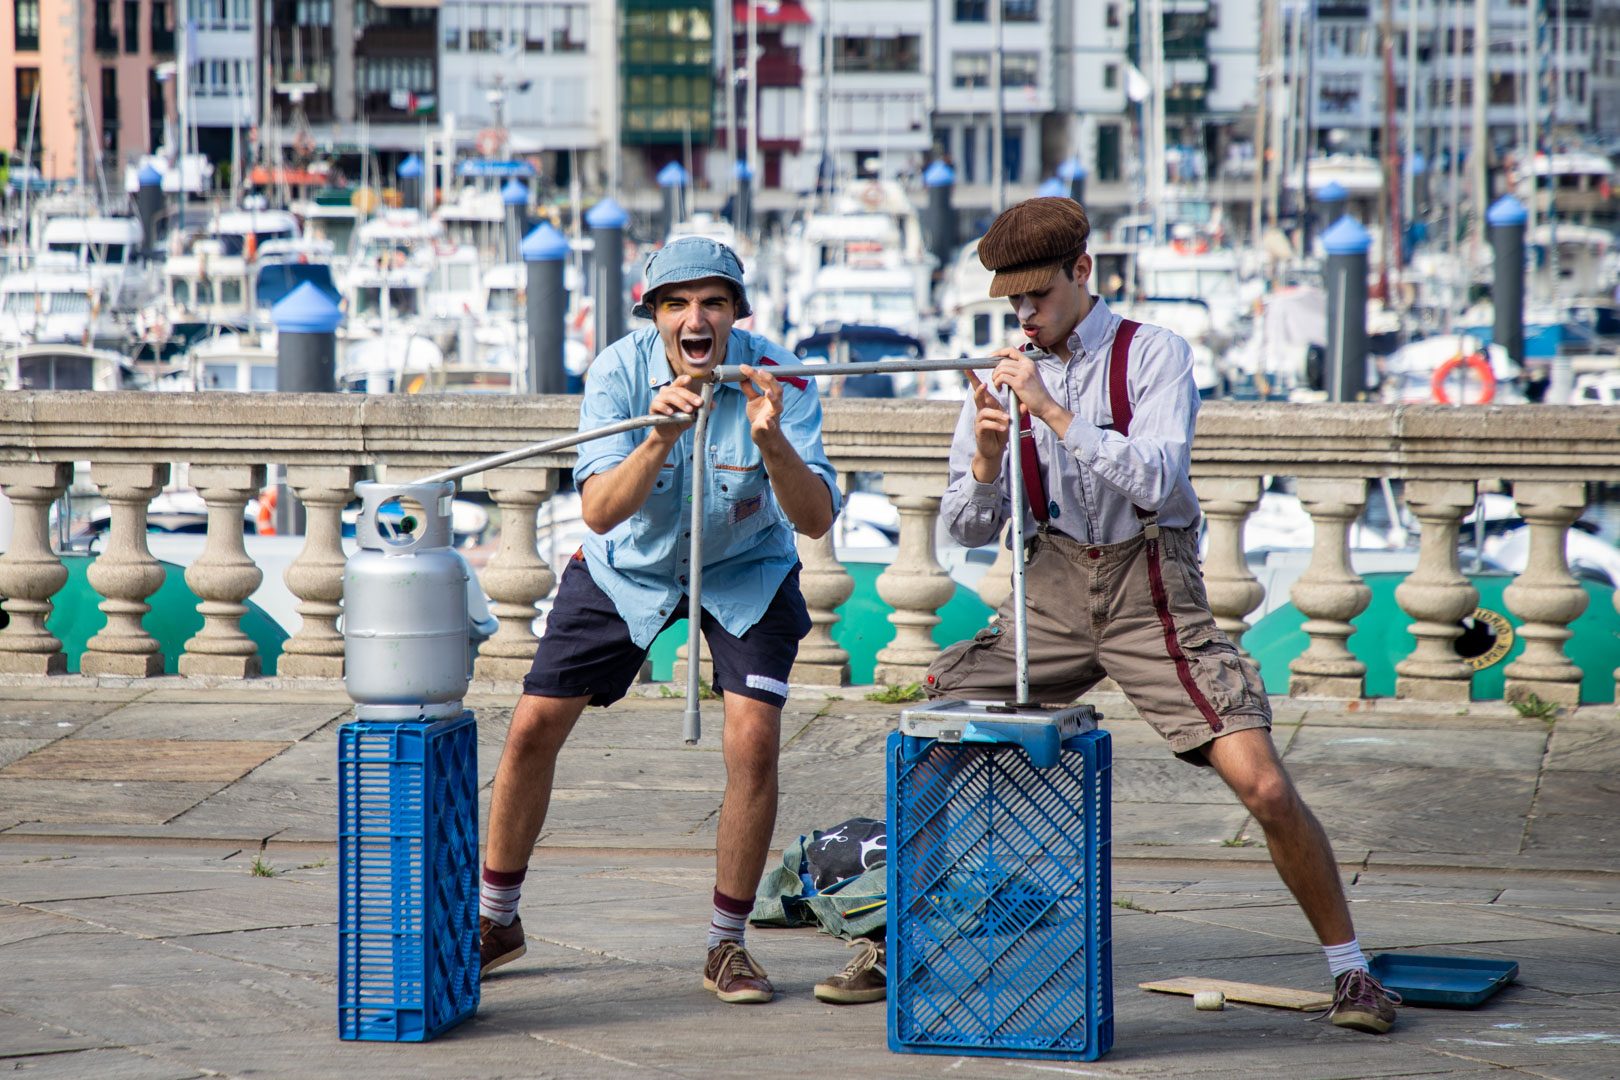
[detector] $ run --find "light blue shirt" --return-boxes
[941,297,1203,548]
[575,326,843,648]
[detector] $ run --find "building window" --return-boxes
[443,2,461,49]
[1105,2,1119,28]
[1207,2,1219,28]
[954,0,986,20]
[952,52,990,88]
[1003,52,1038,87]
[1208,62,1217,90]
[1004,0,1036,21]
[526,5,546,51]
[15,68,41,158]
[1103,63,1117,90]
[125,0,140,51]
[552,3,587,52]
[152,1,173,52]
[1319,74,1361,115]
[15,0,39,51]
[833,35,921,73]
[465,2,498,51]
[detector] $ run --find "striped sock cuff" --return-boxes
[1323,937,1368,979]
[706,888,753,949]
[480,865,527,927]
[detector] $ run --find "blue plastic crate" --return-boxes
[338,713,480,1042]
[887,729,1112,1061]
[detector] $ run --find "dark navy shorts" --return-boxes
[521,553,811,709]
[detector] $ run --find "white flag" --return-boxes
[1124,63,1151,103]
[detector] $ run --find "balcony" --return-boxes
[2,394,1617,710]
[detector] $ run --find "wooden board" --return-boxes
[1139,977,1333,1011]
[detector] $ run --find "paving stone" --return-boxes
[1113,802,1253,848]
[1544,714,1620,774]
[163,782,338,839]
[1533,770,1620,816]
[0,1046,206,1079]
[0,739,50,770]
[1523,814,1620,859]
[0,904,103,947]
[1288,762,1535,856]
[0,863,269,904]
[0,701,127,737]
[550,745,726,793]
[134,688,351,706]
[75,703,346,742]
[0,740,289,783]
[31,878,335,938]
[231,737,339,785]
[0,686,145,703]
[1285,724,1550,772]
[1173,899,1586,951]
[1113,755,1242,803]
[0,1010,108,1058]
[0,780,222,825]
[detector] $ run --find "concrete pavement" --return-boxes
[1,678,1618,1079]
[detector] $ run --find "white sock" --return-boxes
[707,888,752,950]
[479,865,525,927]
[1323,937,1369,979]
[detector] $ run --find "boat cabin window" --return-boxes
[18,355,95,389]
[46,242,82,257]
[1145,267,1235,298]
[319,220,356,255]
[434,263,477,292]
[2,292,38,315]
[486,287,518,315]
[95,243,127,264]
[219,278,243,305]
[250,365,277,391]
[356,287,382,316]
[389,287,419,317]
[48,293,90,315]
[196,279,215,305]
[202,363,238,389]
[973,313,990,347]
[172,279,192,305]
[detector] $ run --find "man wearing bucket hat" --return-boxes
[479,236,841,1005]
[918,198,1400,1034]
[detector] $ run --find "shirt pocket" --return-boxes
[630,464,681,541]
[710,460,770,534]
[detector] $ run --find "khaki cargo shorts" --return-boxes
[926,525,1270,763]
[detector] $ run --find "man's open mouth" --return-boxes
[681,336,714,362]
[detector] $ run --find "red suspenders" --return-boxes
[1015,319,1142,525]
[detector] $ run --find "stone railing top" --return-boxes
[4,392,1620,482]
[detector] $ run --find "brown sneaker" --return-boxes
[702,941,774,1004]
[479,915,526,977]
[1320,969,1401,1034]
[814,937,886,1005]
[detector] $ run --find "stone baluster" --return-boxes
[1192,475,1265,657]
[792,527,854,685]
[1393,480,1480,701]
[179,465,268,677]
[474,468,555,682]
[873,474,954,686]
[82,463,170,677]
[1502,480,1588,707]
[0,463,74,674]
[278,465,362,678]
[1287,477,1370,698]
[975,529,1015,613]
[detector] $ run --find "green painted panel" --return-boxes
[1244,571,1618,703]
[37,554,288,676]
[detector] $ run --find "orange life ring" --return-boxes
[1431,353,1496,405]
[256,486,277,535]
[477,129,503,157]
[859,182,884,210]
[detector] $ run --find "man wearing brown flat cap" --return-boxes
[926,197,1400,1035]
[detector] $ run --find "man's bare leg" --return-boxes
[713,692,782,899]
[1203,727,1355,947]
[484,692,591,873]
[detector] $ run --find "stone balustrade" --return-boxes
[3,392,1620,705]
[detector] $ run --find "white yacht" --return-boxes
[0,269,122,348]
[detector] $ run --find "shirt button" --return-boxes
[1088,549,1101,560]
[720,484,728,491]
[1049,501,1061,518]
[679,575,688,585]
[658,608,667,616]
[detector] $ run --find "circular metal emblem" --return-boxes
[1461,607,1514,671]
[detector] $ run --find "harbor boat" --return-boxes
[0,269,123,349]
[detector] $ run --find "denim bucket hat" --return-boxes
[631,236,752,319]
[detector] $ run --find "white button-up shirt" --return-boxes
[940,297,1203,548]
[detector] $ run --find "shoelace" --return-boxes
[836,938,885,980]
[713,942,766,984]
[1312,970,1403,1022]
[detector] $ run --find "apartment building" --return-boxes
[931,0,1059,188]
[2,0,177,183]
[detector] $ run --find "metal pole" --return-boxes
[713,355,1004,382]
[1005,388,1029,705]
[684,383,715,745]
[412,413,697,486]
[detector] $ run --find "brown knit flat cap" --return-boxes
[977,197,1091,297]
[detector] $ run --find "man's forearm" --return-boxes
[580,437,674,533]
[758,432,834,538]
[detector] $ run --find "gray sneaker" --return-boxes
[814,937,887,1005]
[1321,969,1401,1034]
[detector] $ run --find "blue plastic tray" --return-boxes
[1369,954,1518,1008]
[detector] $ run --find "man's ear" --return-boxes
[1074,252,1092,286]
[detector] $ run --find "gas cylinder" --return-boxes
[343,480,470,720]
